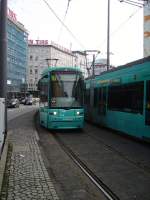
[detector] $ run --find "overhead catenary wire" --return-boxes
[42,0,86,50]
[119,0,150,6]
[58,0,72,42]
[109,7,141,38]
[97,7,141,50]
[119,0,144,7]
[65,0,72,18]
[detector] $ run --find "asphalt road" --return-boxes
[7,104,39,121]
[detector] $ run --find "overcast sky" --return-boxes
[8,0,144,66]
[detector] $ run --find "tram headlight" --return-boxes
[49,111,57,115]
[53,111,57,115]
[76,111,83,115]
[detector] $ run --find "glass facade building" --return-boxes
[7,13,28,94]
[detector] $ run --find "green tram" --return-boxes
[38,66,84,129]
[85,56,150,141]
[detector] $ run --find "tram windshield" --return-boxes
[50,71,84,108]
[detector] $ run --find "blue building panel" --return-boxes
[7,16,28,93]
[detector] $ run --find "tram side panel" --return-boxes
[85,57,150,141]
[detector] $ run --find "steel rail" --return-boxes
[85,128,150,174]
[54,134,120,200]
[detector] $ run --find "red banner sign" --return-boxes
[7,8,17,22]
[28,40,49,45]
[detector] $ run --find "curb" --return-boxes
[0,136,9,195]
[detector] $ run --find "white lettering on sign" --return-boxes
[28,40,34,45]
[28,40,49,45]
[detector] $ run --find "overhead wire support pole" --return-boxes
[92,54,95,78]
[0,0,8,153]
[84,50,100,77]
[107,0,110,71]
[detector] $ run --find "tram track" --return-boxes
[53,133,120,200]
[85,131,150,174]
[35,112,150,200]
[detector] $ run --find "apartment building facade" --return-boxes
[27,40,87,93]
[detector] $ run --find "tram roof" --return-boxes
[41,66,82,76]
[86,56,150,80]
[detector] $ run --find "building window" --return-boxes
[35,69,38,74]
[30,69,32,74]
[30,55,33,60]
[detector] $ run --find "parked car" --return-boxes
[19,97,26,104]
[7,98,20,108]
[25,97,33,105]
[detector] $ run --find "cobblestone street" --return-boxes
[0,110,59,200]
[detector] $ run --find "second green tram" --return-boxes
[39,66,84,129]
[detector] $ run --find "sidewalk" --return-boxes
[0,110,60,200]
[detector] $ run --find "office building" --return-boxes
[7,8,28,94]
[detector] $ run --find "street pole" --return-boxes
[0,0,8,152]
[107,0,110,71]
[84,50,100,77]
[92,54,95,77]
[0,0,7,98]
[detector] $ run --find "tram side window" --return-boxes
[94,88,98,107]
[146,81,150,107]
[39,75,48,107]
[98,87,106,114]
[108,81,144,114]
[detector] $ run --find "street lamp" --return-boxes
[46,58,59,67]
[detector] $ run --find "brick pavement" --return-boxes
[0,111,60,200]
